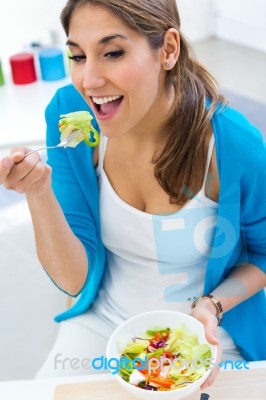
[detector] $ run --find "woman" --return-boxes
[1,0,265,385]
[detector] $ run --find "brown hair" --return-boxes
[61,0,225,204]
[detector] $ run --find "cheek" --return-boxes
[117,64,160,98]
[117,51,160,88]
[116,66,140,88]
[70,66,83,90]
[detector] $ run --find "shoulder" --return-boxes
[211,103,266,173]
[212,103,265,147]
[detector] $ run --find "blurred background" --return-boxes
[0,0,265,381]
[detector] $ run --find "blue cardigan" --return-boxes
[45,84,266,361]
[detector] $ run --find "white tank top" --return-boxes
[93,135,218,327]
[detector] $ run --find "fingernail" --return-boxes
[210,334,219,344]
[11,153,24,163]
[12,152,23,158]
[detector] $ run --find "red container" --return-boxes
[10,53,37,84]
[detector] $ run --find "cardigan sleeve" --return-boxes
[213,104,266,275]
[240,139,266,273]
[44,87,101,296]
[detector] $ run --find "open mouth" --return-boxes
[92,95,124,117]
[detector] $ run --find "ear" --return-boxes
[161,28,180,70]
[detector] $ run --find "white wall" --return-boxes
[0,1,214,72]
[177,0,214,42]
[1,0,266,75]
[0,0,67,72]
[214,0,266,52]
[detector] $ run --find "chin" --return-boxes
[100,127,127,140]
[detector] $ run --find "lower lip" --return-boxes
[91,98,123,121]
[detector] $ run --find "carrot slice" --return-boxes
[149,376,174,388]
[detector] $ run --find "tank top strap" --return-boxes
[97,135,108,170]
[202,133,215,187]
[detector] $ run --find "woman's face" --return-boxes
[67,5,171,138]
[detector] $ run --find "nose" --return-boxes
[82,60,106,90]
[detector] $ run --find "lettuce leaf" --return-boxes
[122,339,150,355]
[58,111,100,148]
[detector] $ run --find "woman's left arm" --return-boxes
[191,263,266,389]
[211,263,266,312]
[191,263,266,341]
[193,130,266,388]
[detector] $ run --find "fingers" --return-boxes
[191,307,219,345]
[190,307,220,389]
[5,162,50,194]
[1,147,51,196]
[9,147,32,165]
[203,314,219,345]
[8,151,40,182]
[27,164,52,196]
[201,343,223,390]
[0,157,13,184]
[11,151,26,164]
[10,147,31,157]
[0,147,36,184]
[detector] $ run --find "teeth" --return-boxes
[92,95,122,105]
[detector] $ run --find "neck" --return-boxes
[121,85,175,151]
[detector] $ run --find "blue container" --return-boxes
[39,48,66,81]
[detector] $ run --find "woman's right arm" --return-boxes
[1,148,88,296]
[1,86,101,298]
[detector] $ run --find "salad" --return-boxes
[58,111,100,148]
[118,327,212,392]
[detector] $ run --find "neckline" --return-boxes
[98,134,218,218]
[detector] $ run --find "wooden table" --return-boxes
[0,364,265,400]
[54,368,266,400]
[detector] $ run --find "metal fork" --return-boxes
[21,129,82,160]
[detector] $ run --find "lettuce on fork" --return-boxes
[58,111,100,148]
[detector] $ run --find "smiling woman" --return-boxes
[62,0,222,206]
[0,0,265,386]
[65,6,173,145]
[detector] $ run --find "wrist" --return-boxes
[191,294,223,325]
[26,185,53,202]
[194,298,217,314]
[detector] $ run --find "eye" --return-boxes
[104,50,125,60]
[68,55,86,64]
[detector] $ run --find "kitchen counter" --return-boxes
[0,77,70,148]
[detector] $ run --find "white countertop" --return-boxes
[0,374,112,400]
[0,76,70,148]
[0,361,265,400]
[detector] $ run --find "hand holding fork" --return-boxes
[0,129,81,194]
[17,129,82,162]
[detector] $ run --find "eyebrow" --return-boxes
[66,34,127,47]
[99,34,127,44]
